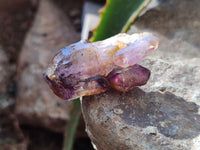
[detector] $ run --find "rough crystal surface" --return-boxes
[44,33,159,100]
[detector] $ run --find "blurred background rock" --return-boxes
[0,0,96,149]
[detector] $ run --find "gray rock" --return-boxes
[16,0,80,132]
[82,88,200,150]
[140,58,200,106]
[81,0,200,149]
[130,0,200,61]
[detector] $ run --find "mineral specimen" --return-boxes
[44,33,159,100]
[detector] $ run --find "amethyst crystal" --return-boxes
[44,33,159,100]
[107,64,150,92]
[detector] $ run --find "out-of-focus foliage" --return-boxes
[91,0,151,41]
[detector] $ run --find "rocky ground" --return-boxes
[0,0,199,150]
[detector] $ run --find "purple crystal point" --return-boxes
[107,64,150,92]
[113,35,159,68]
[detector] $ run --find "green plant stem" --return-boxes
[63,99,81,150]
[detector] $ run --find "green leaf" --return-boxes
[91,0,151,42]
[63,99,81,150]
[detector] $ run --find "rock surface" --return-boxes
[130,0,200,61]
[82,88,200,150]
[16,0,80,132]
[81,0,200,149]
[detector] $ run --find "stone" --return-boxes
[140,58,200,105]
[16,0,80,132]
[82,58,200,150]
[81,0,200,149]
[82,87,200,150]
[129,0,200,61]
